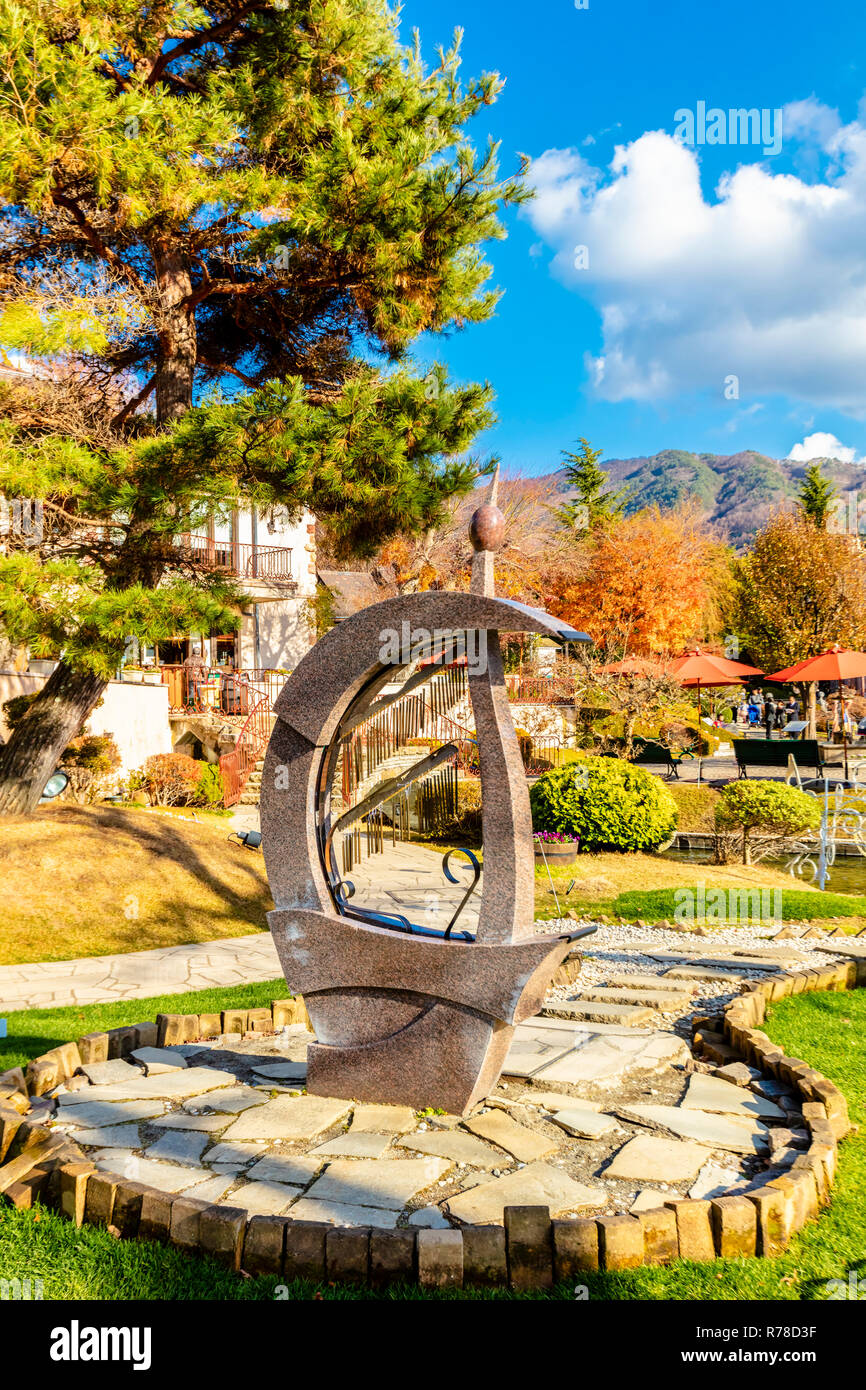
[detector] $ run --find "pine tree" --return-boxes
[557,438,629,530]
[0,1,525,813]
[797,462,838,528]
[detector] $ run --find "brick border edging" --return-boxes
[0,964,860,1290]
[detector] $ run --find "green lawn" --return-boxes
[1,986,863,1299]
[0,980,287,1074]
[612,884,866,926]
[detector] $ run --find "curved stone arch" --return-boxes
[258,589,589,1112]
[261,590,585,942]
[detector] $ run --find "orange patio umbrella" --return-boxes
[668,648,764,783]
[598,656,670,675]
[768,644,866,778]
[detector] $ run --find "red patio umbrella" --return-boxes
[668,648,764,782]
[598,656,670,676]
[768,645,866,778]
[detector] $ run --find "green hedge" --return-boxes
[530,757,678,853]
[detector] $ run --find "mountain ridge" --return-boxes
[529,449,865,544]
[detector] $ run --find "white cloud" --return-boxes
[525,103,866,415]
[787,431,866,463]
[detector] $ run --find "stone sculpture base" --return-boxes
[268,908,576,1116]
[306,999,514,1115]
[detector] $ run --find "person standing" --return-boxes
[183,644,208,708]
[764,694,777,739]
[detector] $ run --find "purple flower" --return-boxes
[533,830,579,844]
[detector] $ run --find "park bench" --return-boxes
[733,737,830,779]
[630,739,694,780]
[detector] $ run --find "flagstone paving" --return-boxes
[226,1181,300,1216]
[250,1063,306,1082]
[350,1104,417,1134]
[91,1151,214,1192]
[80,1059,145,1086]
[604,1135,709,1182]
[203,1140,269,1166]
[302,1157,452,1211]
[31,935,822,1227]
[548,1106,619,1139]
[621,1103,771,1154]
[180,1175,236,1204]
[463,1110,560,1163]
[688,1160,754,1200]
[151,1111,226,1131]
[0,935,283,1013]
[144,1130,210,1165]
[222,1094,352,1142]
[396,1129,508,1169]
[681,1073,786,1121]
[289,1199,400,1229]
[59,1098,166,1128]
[60,1122,143,1147]
[182,1085,267,1114]
[446,1162,607,1226]
[131,1047,188,1075]
[630,1188,669,1212]
[311,1131,392,1160]
[245,1155,323,1186]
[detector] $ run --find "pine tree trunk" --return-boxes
[0,249,195,815]
[152,245,196,425]
[0,662,108,815]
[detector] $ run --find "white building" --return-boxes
[125,505,317,677]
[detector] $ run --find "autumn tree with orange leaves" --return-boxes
[545,502,727,657]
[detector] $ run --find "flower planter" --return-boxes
[534,841,578,865]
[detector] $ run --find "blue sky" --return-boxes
[400,0,866,475]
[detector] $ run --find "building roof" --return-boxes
[317,568,398,619]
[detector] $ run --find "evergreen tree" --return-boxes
[557,438,629,530]
[0,0,525,813]
[797,461,838,528]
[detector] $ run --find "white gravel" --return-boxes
[535,917,847,1022]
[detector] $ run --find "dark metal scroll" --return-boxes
[441,847,482,940]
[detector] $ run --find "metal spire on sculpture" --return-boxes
[469,464,504,598]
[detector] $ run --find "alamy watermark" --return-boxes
[674,102,782,157]
[674,881,783,928]
[0,496,43,544]
[826,1269,866,1300]
[378,623,488,677]
[827,490,866,535]
[1,1276,43,1300]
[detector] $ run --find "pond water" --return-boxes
[661,847,866,895]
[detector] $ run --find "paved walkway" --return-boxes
[0,840,481,1014]
[0,936,284,1014]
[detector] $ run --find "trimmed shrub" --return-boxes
[714,779,821,864]
[192,761,226,809]
[59,733,123,804]
[1,693,38,731]
[144,753,203,807]
[530,757,678,853]
[62,734,121,778]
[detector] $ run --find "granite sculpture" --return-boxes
[261,481,593,1113]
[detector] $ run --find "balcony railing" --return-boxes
[159,666,289,714]
[505,673,582,704]
[177,534,294,582]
